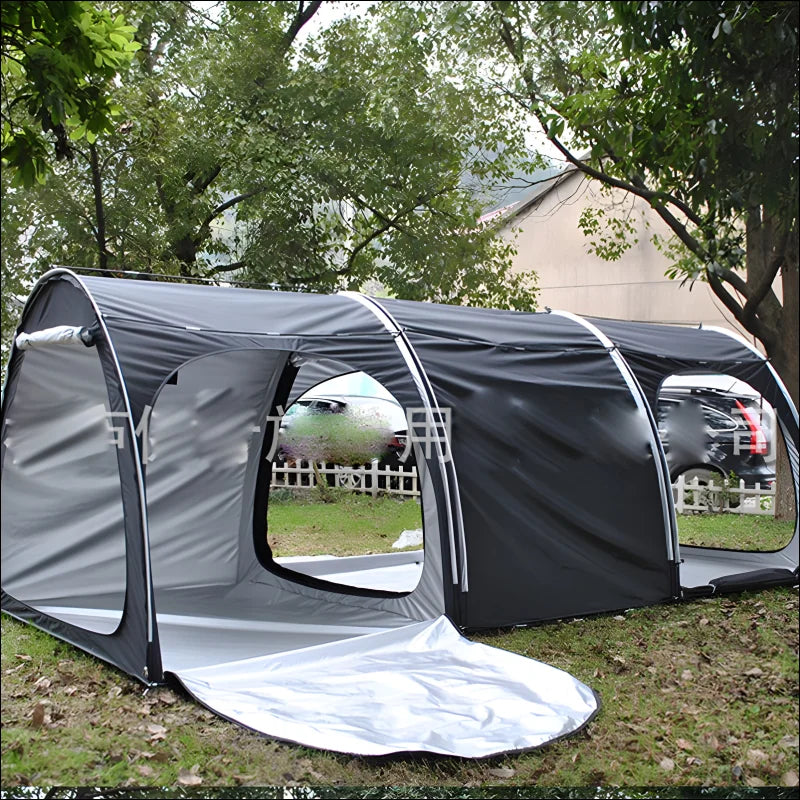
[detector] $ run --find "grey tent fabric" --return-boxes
[2,268,798,757]
[2,344,127,633]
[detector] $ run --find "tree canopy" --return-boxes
[1,0,140,185]
[1,0,539,346]
[4,0,795,409]
[439,1,797,396]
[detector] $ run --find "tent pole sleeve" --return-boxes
[337,291,467,590]
[550,310,681,582]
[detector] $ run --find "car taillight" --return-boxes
[734,399,768,455]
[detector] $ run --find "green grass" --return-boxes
[3,590,797,790]
[677,514,794,551]
[266,495,795,556]
[267,493,422,557]
[2,500,798,790]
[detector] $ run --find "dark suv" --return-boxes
[656,387,775,488]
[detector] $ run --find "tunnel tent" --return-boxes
[2,268,797,758]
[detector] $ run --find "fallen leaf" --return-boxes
[488,767,515,779]
[146,721,167,742]
[612,615,626,621]
[659,757,675,771]
[680,669,693,681]
[108,686,122,699]
[699,618,709,626]
[30,703,45,728]
[612,655,626,665]
[177,766,202,786]
[151,751,170,763]
[778,735,799,749]
[782,771,799,787]
[34,677,51,691]
[15,654,32,661]
[158,690,178,706]
[676,738,693,751]
[746,749,769,768]
[686,756,703,766]
[233,774,256,784]
[63,686,78,696]
[137,765,155,778]
[746,777,766,787]
[743,667,764,677]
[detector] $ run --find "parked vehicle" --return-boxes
[279,393,414,467]
[656,386,775,489]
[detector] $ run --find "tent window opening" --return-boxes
[658,372,795,552]
[265,370,425,594]
[0,344,127,634]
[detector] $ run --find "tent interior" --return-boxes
[2,343,446,670]
[2,271,797,756]
[588,316,798,597]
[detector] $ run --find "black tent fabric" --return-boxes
[2,269,797,757]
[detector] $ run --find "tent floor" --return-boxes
[679,545,798,593]
[36,603,393,671]
[31,545,799,667]
[32,551,425,670]
[274,550,423,592]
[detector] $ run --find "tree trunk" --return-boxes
[771,258,799,522]
[88,143,108,270]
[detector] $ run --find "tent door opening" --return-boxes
[262,362,425,595]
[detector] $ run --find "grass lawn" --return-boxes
[2,497,798,792]
[267,494,795,556]
[677,514,794,551]
[267,493,423,557]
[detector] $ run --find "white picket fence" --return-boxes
[272,460,776,515]
[672,474,775,515]
[271,459,420,498]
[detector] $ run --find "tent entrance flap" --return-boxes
[174,615,599,757]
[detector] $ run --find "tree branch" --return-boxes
[488,10,708,232]
[88,143,109,270]
[206,260,246,276]
[201,187,265,230]
[283,0,323,52]
[342,215,402,276]
[191,164,222,195]
[742,247,786,325]
[707,267,774,349]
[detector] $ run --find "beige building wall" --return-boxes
[500,170,769,349]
